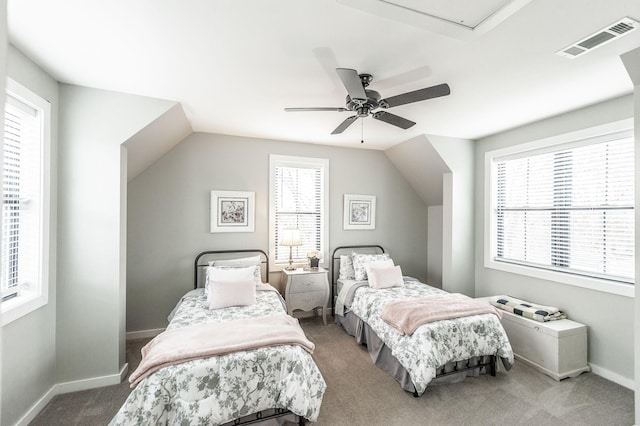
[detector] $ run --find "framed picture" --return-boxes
[343,194,376,230]
[210,190,255,233]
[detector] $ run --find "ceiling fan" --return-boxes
[285,68,450,135]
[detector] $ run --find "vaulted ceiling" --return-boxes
[7,0,640,150]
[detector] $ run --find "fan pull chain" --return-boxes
[361,118,364,144]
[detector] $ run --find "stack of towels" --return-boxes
[489,295,567,322]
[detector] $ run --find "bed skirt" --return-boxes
[336,311,503,395]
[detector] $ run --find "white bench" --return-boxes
[477,296,590,380]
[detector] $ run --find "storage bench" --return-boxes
[477,296,590,380]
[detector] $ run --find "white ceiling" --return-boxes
[7,0,640,150]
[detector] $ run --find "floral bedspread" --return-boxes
[347,278,514,395]
[110,288,326,425]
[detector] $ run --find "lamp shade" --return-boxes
[280,228,302,246]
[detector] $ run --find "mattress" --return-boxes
[336,277,513,395]
[111,287,326,425]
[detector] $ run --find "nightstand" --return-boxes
[281,267,329,325]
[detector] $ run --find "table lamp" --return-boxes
[280,228,302,270]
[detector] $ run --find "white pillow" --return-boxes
[205,265,259,295]
[211,255,262,284]
[368,265,404,289]
[339,255,356,280]
[213,255,261,267]
[208,279,256,309]
[204,265,262,289]
[352,252,391,280]
[364,258,394,279]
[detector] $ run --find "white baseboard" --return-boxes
[13,385,57,426]
[126,328,164,340]
[589,362,635,390]
[55,364,128,394]
[12,363,128,426]
[120,362,129,381]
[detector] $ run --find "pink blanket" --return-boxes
[381,293,502,336]
[129,314,315,387]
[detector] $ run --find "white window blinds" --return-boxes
[2,94,42,297]
[492,132,634,284]
[271,155,327,264]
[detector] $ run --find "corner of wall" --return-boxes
[429,136,476,295]
[620,45,640,426]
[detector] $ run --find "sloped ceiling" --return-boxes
[123,103,192,181]
[385,135,450,206]
[7,0,640,150]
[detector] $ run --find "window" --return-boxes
[1,79,51,325]
[270,155,329,269]
[486,125,634,297]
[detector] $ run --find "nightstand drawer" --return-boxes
[288,291,327,312]
[281,267,329,325]
[288,274,327,293]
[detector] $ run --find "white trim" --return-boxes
[0,291,47,326]
[126,328,164,340]
[0,78,52,326]
[11,363,128,426]
[55,365,127,394]
[337,0,533,40]
[268,154,330,271]
[120,362,130,381]
[12,385,57,426]
[483,119,635,298]
[588,362,636,390]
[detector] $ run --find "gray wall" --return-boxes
[1,42,184,423]
[427,205,443,287]
[56,84,176,383]
[620,46,640,425]
[1,46,59,426]
[430,136,475,296]
[474,94,635,385]
[0,1,6,420]
[126,132,428,332]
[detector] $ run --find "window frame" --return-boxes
[0,78,52,325]
[269,154,329,271]
[484,119,635,298]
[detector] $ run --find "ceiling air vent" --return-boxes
[556,17,639,59]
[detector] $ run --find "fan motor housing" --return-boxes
[346,89,382,116]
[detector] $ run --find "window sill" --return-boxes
[485,259,634,298]
[0,290,47,326]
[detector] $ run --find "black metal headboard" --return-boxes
[194,249,269,289]
[330,245,385,315]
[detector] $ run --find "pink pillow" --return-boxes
[364,258,394,279]
[208,280,256,309]
[368,265,404,289]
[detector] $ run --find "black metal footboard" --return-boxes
[413,355,497,397]
[223,408,304,425]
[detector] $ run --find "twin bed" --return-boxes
[112,246,514,425]
[332,245,514,397]
[111,250,326,426]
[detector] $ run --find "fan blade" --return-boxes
[372,111,415,129]
[336,68,367,101]
[285,107,348,112]
[331,115,358,134]
[381,83,450,108]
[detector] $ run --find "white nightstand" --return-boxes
[281,267,329,325]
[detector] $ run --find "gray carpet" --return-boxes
[30,318,634,425]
